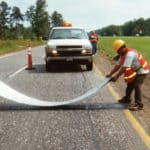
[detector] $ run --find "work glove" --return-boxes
[111,75,118,82]
[106,74,112,78]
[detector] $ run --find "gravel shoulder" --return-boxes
[94,51,150,135]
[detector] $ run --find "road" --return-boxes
[0,46,149,150]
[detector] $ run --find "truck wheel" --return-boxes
[46,61,50,71]
[86,62,93,70]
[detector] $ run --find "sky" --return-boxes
[3,0,150,31]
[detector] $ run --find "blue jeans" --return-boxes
[91,42,97,54]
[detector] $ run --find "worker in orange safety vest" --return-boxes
[106,39,150,111]
[89,31,99,54]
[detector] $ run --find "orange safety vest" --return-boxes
[90,33,98,43]
[121,48,149,83]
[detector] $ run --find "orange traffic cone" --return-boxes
[26,42,34,70]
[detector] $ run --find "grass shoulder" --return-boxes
[0,39,46,55]
[98,36,150,63]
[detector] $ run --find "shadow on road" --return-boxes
[26,63,87,73]
[0,103,127,111]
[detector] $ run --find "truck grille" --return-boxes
[55,45,83,56]
[58,50,82,56]
[56,45,82,49]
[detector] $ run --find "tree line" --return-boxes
[96,18,150,36]
[0,0,65,40]
[1,0,150,39]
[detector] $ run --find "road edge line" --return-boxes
[94,64,150,149]
[8,66,26,78]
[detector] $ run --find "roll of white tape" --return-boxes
[0,78,111,107]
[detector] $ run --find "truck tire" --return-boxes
[46,61,50,71]
[86,62,93,70]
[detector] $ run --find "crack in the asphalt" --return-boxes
[87,111,101,150]
[81,71,87,94]
[81,71,100,150]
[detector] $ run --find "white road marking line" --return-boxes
[0,53,18,59]
[0,50,27,59]
[8,66,27,78]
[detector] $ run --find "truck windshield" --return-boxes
[49,29,88,39]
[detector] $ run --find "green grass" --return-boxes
[1,37,150,64]
[98,36,150,63]
[0,39,46,55]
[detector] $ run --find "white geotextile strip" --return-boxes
[0,78,111,107]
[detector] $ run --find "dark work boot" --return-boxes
[118,96,131,104]
[128,103,144,111]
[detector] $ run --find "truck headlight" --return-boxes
[52,49,58,54]
[81,49,87,54]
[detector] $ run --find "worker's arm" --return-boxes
[106,64,121,77]
[111,66,126,82]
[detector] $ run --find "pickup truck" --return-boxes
[45,27,93,71]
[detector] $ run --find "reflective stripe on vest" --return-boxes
[138,54,150,69]
[124,67,136,83]
[121,48,149,83]
[90,34,98,42]
[91,38,98,42]
[121,48,149,70]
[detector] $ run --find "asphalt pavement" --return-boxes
[0,46,149,150]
